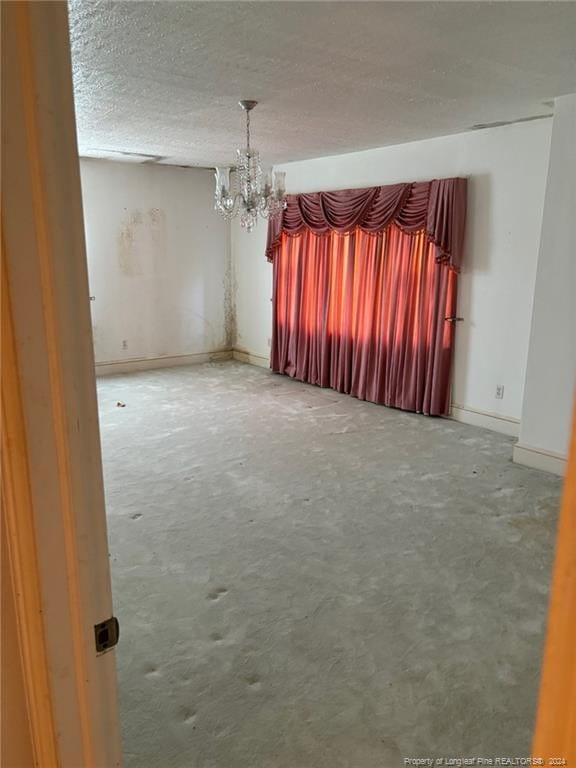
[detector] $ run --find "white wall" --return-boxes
[80,160,230,367]
[515,95,576,471]
[231,220,272,363]
[232,120,553,430]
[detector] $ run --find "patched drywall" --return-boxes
[231,119,553,428]
[80,160,230,364]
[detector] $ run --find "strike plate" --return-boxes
[94,616,120,654]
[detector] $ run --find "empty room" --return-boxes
[2,1,576,767]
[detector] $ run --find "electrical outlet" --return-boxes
[122,340,128,350]
[495,385,504,400]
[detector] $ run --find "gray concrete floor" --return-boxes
[97,361,561,768]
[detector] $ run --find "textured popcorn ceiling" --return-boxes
[69,1,576,167]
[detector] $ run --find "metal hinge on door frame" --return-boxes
[94,617,120,654]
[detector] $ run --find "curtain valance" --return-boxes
[266,177,467,270]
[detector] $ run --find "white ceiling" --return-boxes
[69,1,576,168]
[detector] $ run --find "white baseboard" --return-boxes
[513,442,566,477]
[96,348,270,376]
[95,350,232,376]
[449,403,520,437]
[232,349,270,369]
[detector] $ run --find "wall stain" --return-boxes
[117,208,166,278]
[223,234,236,349]
[118,223,141,277]
[148,207,162,226]
[148,208,166,254]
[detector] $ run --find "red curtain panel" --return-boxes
[268,178,467,416]
[271,226,458,416]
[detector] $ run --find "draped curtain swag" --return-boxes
[266,177,467,270]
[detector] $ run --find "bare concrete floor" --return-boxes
[97,361,561,768]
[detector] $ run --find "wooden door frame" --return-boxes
[1,2,122,765]
[533,412,576,763]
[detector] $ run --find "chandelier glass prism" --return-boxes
[214,101,286,232]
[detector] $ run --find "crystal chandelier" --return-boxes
[214,101,286,232]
